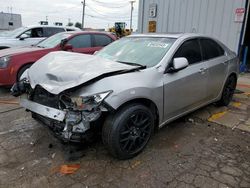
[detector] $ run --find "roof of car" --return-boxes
[64,30,114,35]
[25,25,80,29]
[129,33,206,39]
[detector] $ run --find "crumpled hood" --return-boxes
[0,46,43,57]
[27,51,136,94]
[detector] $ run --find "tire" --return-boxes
[17,64,32,81]
[102,104,154,159]
[217,75,237,106]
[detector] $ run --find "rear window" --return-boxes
[43,27,65,37]
[200,39,225,60]
[93,34,113,47]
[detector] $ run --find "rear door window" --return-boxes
[67,34,92,48]
[43,27,65,37]
[173,39,202,64]
[200,39,225,60]
[93,34,113,47]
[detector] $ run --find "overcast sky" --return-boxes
[0,0,139,30]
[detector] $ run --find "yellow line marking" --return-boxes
[232,102,242,108]
[208,111,227,122]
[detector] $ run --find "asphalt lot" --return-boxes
[0,75,250,188]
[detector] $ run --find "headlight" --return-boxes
[71,91,112,111]
[0,56,11,68]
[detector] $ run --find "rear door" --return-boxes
[67,34,94,54]
[200,38,228,100]
[43,27,65,37]
[163,39,209,121]
[92,34,114,52]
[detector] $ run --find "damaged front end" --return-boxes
[11,80,112,142]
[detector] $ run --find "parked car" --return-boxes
[0,25,81,49]
[12,33,239,159]
[0,31,116,86]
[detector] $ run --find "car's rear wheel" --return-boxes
[102,104,154,159]
[217,75,237,106]
[17,64,32,81]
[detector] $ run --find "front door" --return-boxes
[67,34,94,54]
[163,39,208,121]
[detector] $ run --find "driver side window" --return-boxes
[67,34,91,48]
[173,39,202,64]
[22,29,32,37]
[22,28,44,38]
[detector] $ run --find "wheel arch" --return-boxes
[115,98,160,129]
[16,62,34,81]
[216,71,238,102]
[228,72,238,80]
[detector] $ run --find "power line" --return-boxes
[86,4,135,18]
[85,13,133,22]
[91,0,129,8]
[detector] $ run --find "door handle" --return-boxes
[199,68,207,74]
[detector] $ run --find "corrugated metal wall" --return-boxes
[138,0,246,52]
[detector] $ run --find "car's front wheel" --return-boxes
[217,75,237,106]
[102,104,154,159]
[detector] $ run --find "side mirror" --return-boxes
[165,57,189,73]
[19,33,29,40]
[63,44,73,51]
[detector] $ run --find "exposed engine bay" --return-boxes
[11,79,110,142]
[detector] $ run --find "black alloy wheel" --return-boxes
[119,111,152,154]
[217,75,237,106]
[102,104,154,159]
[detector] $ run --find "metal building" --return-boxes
[0,12,22,31]
[138,0,250,67]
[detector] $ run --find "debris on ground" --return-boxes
[131,160,142,169]
[187,118,194,123]
[51,153,56,159]
[59,164,80,175]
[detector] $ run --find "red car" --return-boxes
[0,31,116,86]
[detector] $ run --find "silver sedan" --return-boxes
[12,33,239,159]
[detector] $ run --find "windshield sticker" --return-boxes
[147,42,169,48]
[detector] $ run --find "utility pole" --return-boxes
[81,0,86,30]
[129,0,136,31]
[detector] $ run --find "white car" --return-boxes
[0,25,81,50]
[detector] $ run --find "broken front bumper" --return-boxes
[19,95,93,142]
[20,97,66,121]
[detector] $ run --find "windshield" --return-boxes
[0,27,27,37]
[96,37,176,67]
[36,32,71,48]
